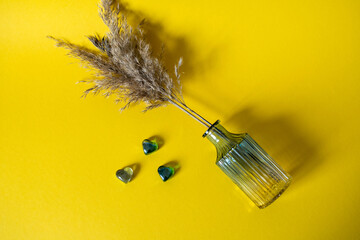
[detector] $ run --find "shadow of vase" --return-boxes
[224,107,322,186]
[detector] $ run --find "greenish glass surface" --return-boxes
[158,166,175,182]
[142,139,159,155]
[203,120,292,209]
[116,167,134,183]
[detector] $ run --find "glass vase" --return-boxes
[203,120,292,209]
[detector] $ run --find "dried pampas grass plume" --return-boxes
[49,0,210,127]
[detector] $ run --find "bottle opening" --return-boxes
[202,120,220,138]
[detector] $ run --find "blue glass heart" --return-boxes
[158,166,174,182]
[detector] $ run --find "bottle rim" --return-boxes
[202,120,220,138]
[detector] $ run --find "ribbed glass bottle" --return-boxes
[203,120,292,208]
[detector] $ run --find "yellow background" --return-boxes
[1,0,360,239]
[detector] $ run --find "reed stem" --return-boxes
[169,99,211,128]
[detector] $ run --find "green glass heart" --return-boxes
[142,139,159,155]
[158,166,174,182]
[116,167,133,183]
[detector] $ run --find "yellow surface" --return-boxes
[1,0,360,239]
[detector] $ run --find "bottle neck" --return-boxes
[203,120,238,156]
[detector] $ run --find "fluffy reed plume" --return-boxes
[50,0,210,127]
